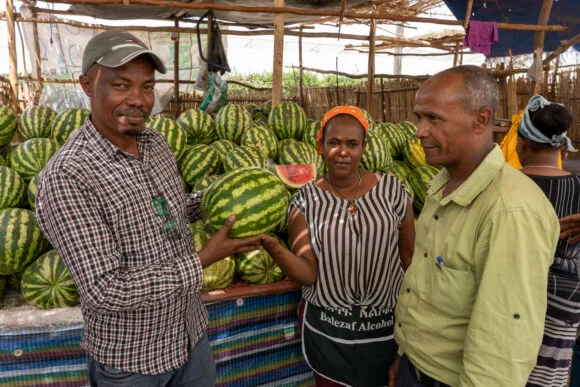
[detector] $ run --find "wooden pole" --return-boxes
[173,19,180,105]
[298,25,304,107]
[463,0,474,29]
[453,41,460,66]
[543,33,580,65]
[271,0,284,106]
[531,0,554,95]
[32,0,570,32]
[31,7,43,103]
[6,0,19,112]
[367,16,376,114]
[550,55,559,99]
[380,76,386,122]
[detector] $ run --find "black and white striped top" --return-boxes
[291,174,409,309]
[528,173,580,280]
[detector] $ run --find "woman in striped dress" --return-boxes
[261,106,415,387]
[516,96,580,387]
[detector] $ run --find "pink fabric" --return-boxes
[463,20,498,56]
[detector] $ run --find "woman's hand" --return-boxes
[560,213,580,244]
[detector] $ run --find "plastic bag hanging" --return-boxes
[196,11,231,75]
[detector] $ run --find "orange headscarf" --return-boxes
[317,106,370,154]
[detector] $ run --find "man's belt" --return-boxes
[407,357,451,387]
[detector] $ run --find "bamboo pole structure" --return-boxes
[543,33,580,65]
[6,0,19,112]
[463,0,473,29]
[272,0,284,106]
[293,66,430,80]
[298,25,304,106]
[173,18,180,104]
[32,0,569,32]
[30,7,43,100]
[366,16,376,113]
[531,0,554,95]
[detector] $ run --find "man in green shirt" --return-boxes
[391,66,559,387]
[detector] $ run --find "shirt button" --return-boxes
[514,313,520,319]
[434,215,439,220]
[424,252,428,257]
[406,288,410,293]
[398,323,402,328]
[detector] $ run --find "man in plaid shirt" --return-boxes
[36,30,262,386]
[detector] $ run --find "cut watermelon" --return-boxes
[275,163,316,189]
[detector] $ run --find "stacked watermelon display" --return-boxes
[0,97,442,305]
[0,103,81,310]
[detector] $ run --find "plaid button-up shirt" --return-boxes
[36,119,208,375]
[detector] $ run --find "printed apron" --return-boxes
[301,300,398,387]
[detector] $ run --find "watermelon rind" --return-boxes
[176,109,216,145]
[0,104,17,148]
[234,235,285,284]
[215,104,252,144]
[275,163,316,189]
[18,105,56,141]
[51,108,90,145]
[10,138,59,181]
[223,146,268,172]
[268,102,307,140]
[180,144,221,187]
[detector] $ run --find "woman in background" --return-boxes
[516,95,580,387]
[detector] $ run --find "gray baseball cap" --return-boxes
[82,30,167,75]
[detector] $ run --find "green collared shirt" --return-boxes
[395,145,559,387]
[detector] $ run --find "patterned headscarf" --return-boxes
[317,106,370,155]
[518,95,577,152]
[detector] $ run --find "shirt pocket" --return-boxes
[432,265,476,318]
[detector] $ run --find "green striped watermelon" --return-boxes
[176,109,216,145]
[223,146,267,172]
[407,165,440,214]
[0,208,50,275]
[21,250,79,309]
[402,136,427,168]
[147,117,187,160]
[210,139,237,160]
[10,138,59,181]
[235,235,284,284]
[268,102,307,140]
[202,167,290,238]
[302,120,320,149]
[361,108,375,125]
[0,166,26,210]
[190,221,235,291]
[27,173,40,210]
[0,154,4,167]
[245,104,260,114]
[193,175,220,192]
[241,127,279,160]
[360,131,392,172]
[215,104,252,144]
[51,108,90,145]
[252,110,269,124]
[0,104,17,148]
[397,121,418,138]
[262,100,272,116]
[1,143,19,168]
[278,141,324,178]
[8,272,22,291]
[18,105,56,140]
[377,122,407,160]
[180,145,221,187]
[384,161,415,201]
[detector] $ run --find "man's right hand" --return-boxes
[560,213,580,244]
[389,355,400,387]
[197,215,262,268]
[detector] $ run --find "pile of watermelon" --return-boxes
[0,98,441,303]
[0,103,83,309]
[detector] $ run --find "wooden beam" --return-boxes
[291,66,430,80]
[543,33,580,65]
[531,0,554,95]
[463,0,473,29]
[355,86,420,95]
[35,0,569,32]
[6,0,18,112]
[350,49,475,57]
[271,0,284,107]
[367,16,376,113]
[298,25,304,106]
[453,42,460,66]
[173,19,180,104]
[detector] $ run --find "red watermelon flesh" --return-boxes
[275,163,316,189]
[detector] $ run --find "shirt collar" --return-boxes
[83,116,154,161]
[427,144,505,207]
